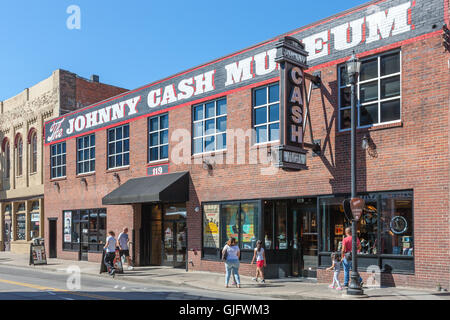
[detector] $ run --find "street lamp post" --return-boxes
[346,51,364,296]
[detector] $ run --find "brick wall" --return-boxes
[44,30,449,289]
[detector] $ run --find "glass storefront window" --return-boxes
[16,213,26,240]
[263,201,274,249]
[203,204,220,249]
[275,201,287,250]
[63,208,106,252]
[380,193,413,256]
[221,204,240,247]
[359,199,378,255]
[240,202,258,250]
[320,196,352,253]
[319,191,413,257]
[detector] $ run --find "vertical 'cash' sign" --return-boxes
[274,37,309,170]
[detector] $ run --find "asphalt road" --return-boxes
[0,265,273,300]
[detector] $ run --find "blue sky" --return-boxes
[0,0,368,101]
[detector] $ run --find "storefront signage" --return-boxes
[45,0,441,144]
[64,211,72,243]
[30,242,47,265]
[147,163,169,176]
[203,204,220,249]
[274,36,308,170]
[350,197,365,221]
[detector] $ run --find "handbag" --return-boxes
[222,247,228,261]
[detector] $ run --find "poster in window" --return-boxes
[241,205,256,249]
[203,204,220,248]
[64,211,72,243]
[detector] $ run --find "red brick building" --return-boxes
[44,0,449,289]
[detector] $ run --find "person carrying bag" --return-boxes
[222,237,241,288]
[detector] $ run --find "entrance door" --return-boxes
[291,201,318,277]
[162,220,186,268]
[49,219,57,258]
[80,220,89,261]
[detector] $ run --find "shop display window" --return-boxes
[275,201,288,250]
[263,201,274,249]
[63,208,106,252]
[380,193,413,255]
[319,191,413,258]
[15,213,26,240]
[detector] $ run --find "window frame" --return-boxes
[338,50,402,132]
[201,200,261,261]
[252,82,280,145]
[50,142,67,179]
[107,124,130,169]
[62,208,107,253]
[16,137,23,177]
[148,113,169,163]
[30,132,37,174]
[76,134,96,175]
[192,97,227,155]
[4,141,10,178]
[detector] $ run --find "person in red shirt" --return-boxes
[341,227,363,287]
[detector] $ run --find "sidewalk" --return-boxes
[1,252,448,300]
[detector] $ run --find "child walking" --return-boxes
[327,252,342,290]
[251,240,266,283]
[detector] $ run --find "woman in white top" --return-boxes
[103,231,117,276]
[222,237,241,288]
[251,240,266,283]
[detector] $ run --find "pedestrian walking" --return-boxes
[222,237,241,288]
[341,227,363,287]
[251,240,266,283]
[118,227,133,270]
[327,252,342,290]
[103,231,117,277]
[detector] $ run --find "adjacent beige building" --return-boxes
[0,69,127,253]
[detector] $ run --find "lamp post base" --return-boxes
[346,271,364,295]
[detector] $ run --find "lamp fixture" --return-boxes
[53,181,60,192]
[80,177,87,189]
[361,135,370,150]
[202,159,212,171]
[113,172,120,184]
[346,51,361,82]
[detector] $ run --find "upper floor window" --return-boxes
[253,83,279,144]
[77,134,95,174]
[16,136,23,176]
[107,124,129,169]
[193,98,227,154]
[148,114,169,162]
[2,140,10,179]
[50,142,66,178]
[30,131,37,174]
[339,51,401,131]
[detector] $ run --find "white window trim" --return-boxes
[193,98,227,155]
[253,83,280,145]
[77,134,96,175]
[148,113,169,163]
[50,142,66,179]
[107,125,130,169]
[338,50,402,132]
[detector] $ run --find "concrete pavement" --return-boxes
[1,251,448,300]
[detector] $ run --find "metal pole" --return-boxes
[347,72,364,295]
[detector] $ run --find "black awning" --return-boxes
[102,171,189,205]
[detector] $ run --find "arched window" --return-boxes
[6,141,10,178]
[2,138,10,178]
[30,132,37,173]
[16,135,23,176]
